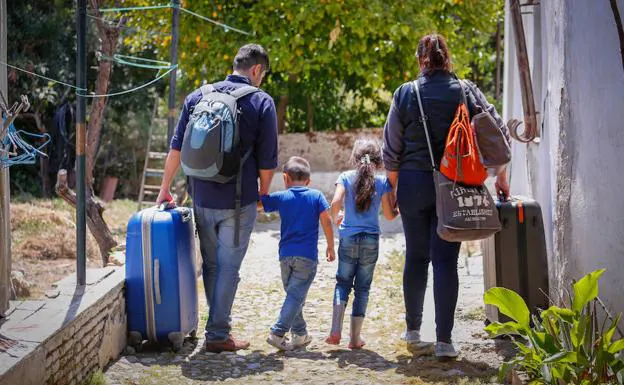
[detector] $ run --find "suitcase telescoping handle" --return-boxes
[154,259,162,305]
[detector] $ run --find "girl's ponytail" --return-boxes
[351,140,383,213]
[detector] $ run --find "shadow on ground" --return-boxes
[327,348,397,371]
[395,353,497,383]
[180,349,285,382]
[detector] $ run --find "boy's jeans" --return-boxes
[194,203,257,342]
[333,233,380,317]
[271,256,318,337]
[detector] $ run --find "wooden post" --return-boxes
[167,0,180,143]
[495,21,502,102]
[76,0,87,285]
[0,0,12,315]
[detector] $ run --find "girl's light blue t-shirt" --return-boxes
[337,170,392,239]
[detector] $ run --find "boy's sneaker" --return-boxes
[266,333,293,351]
[291,333,312,349]
[402,330,432,349]
[435,341,460,359]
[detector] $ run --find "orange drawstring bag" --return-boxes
[439,86,488,186]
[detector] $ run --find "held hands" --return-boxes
[326,246,336,262]
[335,210,344,226]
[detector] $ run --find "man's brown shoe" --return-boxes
[204,336,250,353]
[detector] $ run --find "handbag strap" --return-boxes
[412,78,437,170]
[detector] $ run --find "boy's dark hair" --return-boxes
[283,156,311,182]
[233,44,270,72]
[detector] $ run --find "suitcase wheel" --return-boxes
[128,331,143,347]
[168,332,185,351]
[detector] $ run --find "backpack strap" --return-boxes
[229,85,259,100]
[233,147,253,247]
[200,84,215,97]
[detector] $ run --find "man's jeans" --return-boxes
[333,233,379,317]
[270,257,318,337]
[194,203,257,342]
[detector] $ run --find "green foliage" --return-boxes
[85,370,107,385]
[6,0,165,198]
[484,269,624,385]
[123,0,504,132]
[6,0,504,196]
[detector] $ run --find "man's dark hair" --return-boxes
[233,44,270,72]
[283,156,311,182]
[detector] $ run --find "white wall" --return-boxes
[504,0,624,313]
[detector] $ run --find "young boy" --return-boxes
[261,156,336,351]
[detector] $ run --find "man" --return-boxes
[157,44,278,353]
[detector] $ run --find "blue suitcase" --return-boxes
[125,206,198,350]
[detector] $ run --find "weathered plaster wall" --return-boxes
[505,0,624,313]
[564,0,624,313]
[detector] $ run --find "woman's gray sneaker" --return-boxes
[402,330,432,349]
[435,341,459,359]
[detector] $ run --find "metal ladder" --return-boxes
[137,100,169,211]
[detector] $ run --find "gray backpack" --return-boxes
[180,84,258,245]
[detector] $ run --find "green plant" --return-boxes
[484,269,624,385]
[85,369,107,385]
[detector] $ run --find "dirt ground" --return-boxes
[9,198,135,298]
[104,215,513,385]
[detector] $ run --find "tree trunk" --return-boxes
[276,95,288,134]
[54,0,125,264]
[87,1,124,186]
[307,95,314,132]
[56,170,117,265]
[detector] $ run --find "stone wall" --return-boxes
[277,129,383,172]
[270,129,383,196]
[0,268,126,385]
[44,280,126,385]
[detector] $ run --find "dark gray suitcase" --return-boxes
[482,196,549,322]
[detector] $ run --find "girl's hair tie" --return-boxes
[360,154,371,165]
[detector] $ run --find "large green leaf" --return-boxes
[610,339,624,354]
[604,314,622,348]
[485,321,522,337]
[543,351,578,364]
[572,269,606,312]
[542,306,576,324]
[484,287,531,327]
[533,332,559,355]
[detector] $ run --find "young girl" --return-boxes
[325,139,399,349]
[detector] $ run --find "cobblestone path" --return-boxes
[105,218,510,385]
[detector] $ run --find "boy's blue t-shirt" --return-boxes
[338,171,392,238]
[261,187,330,261]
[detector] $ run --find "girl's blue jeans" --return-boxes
[333,233,379,317]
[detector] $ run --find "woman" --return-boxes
[382,34,510,359]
